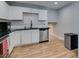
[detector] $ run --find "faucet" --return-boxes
[30,20,32,28]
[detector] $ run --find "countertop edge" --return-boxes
[11,27,49,32]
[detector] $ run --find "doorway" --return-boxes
[48,23,56,35]
[48,23,57,41]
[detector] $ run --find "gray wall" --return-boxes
[47,9,58,22]
[56,2,79,40]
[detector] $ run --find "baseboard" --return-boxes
[39,40,49,43]
[57,36,64,40]
[14,42,39,48]
[52,34,64,40]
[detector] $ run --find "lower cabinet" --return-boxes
[7,36,10,54]
[7,32,14,54]
[14,31,21,46]
[7,30,39,54]
[31,30,39,43]
[21,30,39,45]
[21,30,32,45]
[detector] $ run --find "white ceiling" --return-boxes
[7,1,73,10]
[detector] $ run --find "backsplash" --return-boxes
[11,21,24,26]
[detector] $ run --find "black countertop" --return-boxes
[11,27,49,31]
[64,33,78,36]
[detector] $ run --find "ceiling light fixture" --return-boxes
[54,2,58,5]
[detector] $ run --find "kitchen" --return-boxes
[0,1,78,58]
[0,1,49,57]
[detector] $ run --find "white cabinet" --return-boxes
[21,30,39,45]
[7,31,21,54]
[39,10,47,20]
[31,30,39,43]
[0,2,48,20]
[21,30,32,45]
[8,6,22,20]
[10,32,15,47]
[7,36,10,54]
[14,31,21,46]
[6,30,40,55]
[7,30,39,54]
[0,2,9,19]
[7,32,15,54]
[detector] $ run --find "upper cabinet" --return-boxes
[0,2,48,20]
[39,10,48,20]
[8,6,48,20]
[8,6,22,20]
[0,2,9,19]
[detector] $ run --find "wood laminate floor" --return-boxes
[10,25,78,58]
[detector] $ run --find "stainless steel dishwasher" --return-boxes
[39,28,49,43]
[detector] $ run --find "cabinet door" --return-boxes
[0,2,8,19]
[14,31,21,46]
[39,10,47,20]
[8,32,14,54]
[21,30,31,45]
[7,36,11,54]
[42,30,48,40]
[31,30,39,43]
[8,6,22,20]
